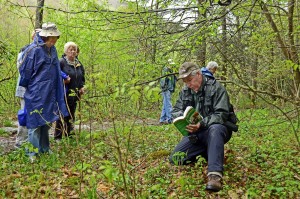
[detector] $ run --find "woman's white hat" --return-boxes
[39,22,61,37]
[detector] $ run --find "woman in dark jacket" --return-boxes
[55,42,85,140]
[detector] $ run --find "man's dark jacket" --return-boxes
[172,75,231,129]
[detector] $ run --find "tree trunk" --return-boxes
[151,1,159,63]
[196,37,206,67]
[260,0,300,97]
[287,0,300,96]
[221,7,227,81]
[251,56,258,106]
[35,0,45,29]
[196,8,206,67]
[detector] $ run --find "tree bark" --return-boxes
[287,0,300,96]
[35,0,45,29]
[221,7,227,81]
[196,7,206,67]
[260,1,300,97]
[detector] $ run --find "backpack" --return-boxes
[160,67,176,92]
[203,76,239,132]
[224,104,239,132]
[17,44,30,69]
[18,44,39,87]
[17,108,27,126]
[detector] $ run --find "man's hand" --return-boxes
[186,122,201,133]
[79,87,85,95]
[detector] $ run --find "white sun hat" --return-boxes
[39,22,61,37]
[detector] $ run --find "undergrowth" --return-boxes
[0,108,299,198]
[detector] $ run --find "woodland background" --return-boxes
[0,0,299,198]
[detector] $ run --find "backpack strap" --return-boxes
[203,77,215,116]
[18,44,41,87]
[19,44,40,67]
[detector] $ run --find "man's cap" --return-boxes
[178,62,199,79]
[39,22,61,37]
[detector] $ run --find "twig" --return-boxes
[134,72,178,86]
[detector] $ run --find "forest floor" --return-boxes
[0,134,15,153]
[1,111,299,198]
[0,118,159,154]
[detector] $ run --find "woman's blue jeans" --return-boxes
[28,124,51,156]
[160,90,172,123]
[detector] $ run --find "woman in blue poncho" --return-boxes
[19,22,69,158]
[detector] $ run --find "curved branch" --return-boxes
[134,72,178,86]
[220,80,299,104]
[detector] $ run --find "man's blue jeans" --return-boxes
[28,124,51,156]
[169,124,232,173]
[160,90,172,123]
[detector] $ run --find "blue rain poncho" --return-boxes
[19,34,69,128]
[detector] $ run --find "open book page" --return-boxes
[173,106,202,136]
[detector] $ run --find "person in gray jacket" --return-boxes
[159,59,176,124]
[169,62,233,192]
[206,61,218,74]
[200,61,218,78]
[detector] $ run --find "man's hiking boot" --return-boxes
[206,174,222,192]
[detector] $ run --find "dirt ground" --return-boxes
[0,118,159,154]
[0,134,16,154]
